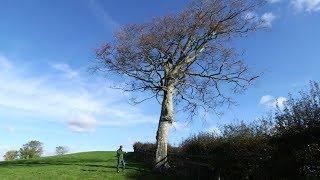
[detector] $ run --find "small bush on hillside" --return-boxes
[55,146,68,156]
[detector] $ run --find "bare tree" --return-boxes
[55,146,68,156]
[95,0,264,171]
[19,140,43,159]
[3,150,19,161]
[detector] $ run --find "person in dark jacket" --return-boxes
[116,145,125,172]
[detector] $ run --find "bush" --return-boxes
[179,122,274,179]
[133,142,177,166]
[133,142,156,155]
[271,81,320,177]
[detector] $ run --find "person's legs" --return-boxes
[121,159,125,171]
[117,158,120,172]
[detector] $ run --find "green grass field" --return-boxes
[0,151,174,180]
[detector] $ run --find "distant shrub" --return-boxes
[55,146,68,156]
[3,150,19,161]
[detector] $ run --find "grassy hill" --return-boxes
[0,151,174,180]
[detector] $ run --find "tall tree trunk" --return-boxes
[154,86,174,171]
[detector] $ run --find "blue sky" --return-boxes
[0,0,319,159]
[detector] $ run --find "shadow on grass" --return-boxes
[124,152,180,180]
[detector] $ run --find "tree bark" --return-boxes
[154,86,174,171]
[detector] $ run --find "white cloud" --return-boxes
[244,12,257,20]
[0,55,158,133]
[261,12,276,27]
[51,63,79,79]
[260,95,274,106]
[276,97,288,108]
[0,55,12,70]
[68,114,98,133]
[260,95,287,108]
[244,12,276,28]
[206,125,222,135]
[292,0,320,12]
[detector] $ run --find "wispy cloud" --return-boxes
[87,0,120,31]
[0,55,12,70]
[51,63,79,79]
[260,95,287,109]
[292,0,320,12]
[261,12,277,27]
[244,12,257,20]
[0,55,157,133]
[68,114,98,133]
[206,125,222,135]
[243,11,277,28]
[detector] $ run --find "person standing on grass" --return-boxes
[116,145,125,172]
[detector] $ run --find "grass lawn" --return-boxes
[0,151,175,180]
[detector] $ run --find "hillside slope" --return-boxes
[0,151,172,180]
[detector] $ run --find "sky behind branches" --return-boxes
[0,0,319,159]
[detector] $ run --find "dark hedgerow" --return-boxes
[179,122,274,179]
[133,81,320,179]
[271,81,320,177]
[133,142,178,166]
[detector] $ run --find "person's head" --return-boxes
[119,145,123,149]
